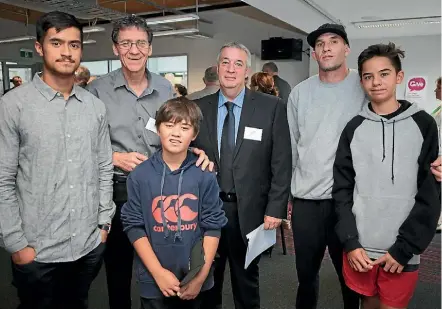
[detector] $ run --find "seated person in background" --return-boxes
[250,72,279,97]
[333,42,440,309]
[175,84,188,97]
[121,98,227,309]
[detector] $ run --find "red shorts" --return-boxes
[343,253,419,308]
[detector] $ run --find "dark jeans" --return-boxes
[291,198,360,309]
[140,296,202,309]
[12,242,105,309]
[104,181,134,309]
[201,201,260,309]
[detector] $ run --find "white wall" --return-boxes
[309,35,441,112]
[80,10,309,92]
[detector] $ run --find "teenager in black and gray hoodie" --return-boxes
[333,43,440,309]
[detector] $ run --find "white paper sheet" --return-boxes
[244,223,276,269]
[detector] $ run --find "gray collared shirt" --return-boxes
[0,73,115,263]
[87,69,174,175]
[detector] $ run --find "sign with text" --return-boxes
[405,76,428,103]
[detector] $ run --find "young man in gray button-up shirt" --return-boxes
[0,11,115,309]
[87,15,213,309]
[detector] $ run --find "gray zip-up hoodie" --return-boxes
[333,101,440,265]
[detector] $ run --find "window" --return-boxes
[81,60,109,76]
[81,55,188,87]
[150,56,188,88]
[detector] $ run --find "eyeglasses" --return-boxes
[116,40,150,50]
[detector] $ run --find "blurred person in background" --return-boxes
[174,83,188,97]
[250,72,279,97]
[75,65,91,88]
[262,62,291,104]
[187,66,219,100]
[4,75,23,94]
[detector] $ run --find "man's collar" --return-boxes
[218,87,246,108]
[33,73,83,102]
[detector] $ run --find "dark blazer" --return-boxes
[273,75,292,104]
[193,88,292,240]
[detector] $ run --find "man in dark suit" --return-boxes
[193,42,291,309]
[262,62,292,104]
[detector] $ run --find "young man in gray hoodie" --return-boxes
[287,23,441,309]
[333,43,440,309]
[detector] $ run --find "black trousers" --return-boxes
[104,181,134,309]
[201,201,260,309]
[140,296,202,309]
[12,242,105,309]
[291,198,360,309]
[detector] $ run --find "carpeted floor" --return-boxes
[1,231,440,309]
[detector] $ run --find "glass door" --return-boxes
[5,64,34,91]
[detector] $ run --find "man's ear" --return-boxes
[344,45,351,58]
[35,41,43,57]
[112,44,119,57]
[312,50,318,62]
[396,70,405,84]
[245,67,252,79]
[147,44,153,57]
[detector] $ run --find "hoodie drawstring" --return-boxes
[174,170,184,242]
[159,165,169,238]
[381,119,386,162]
[391,120,395,184]
[380,120,396,184]
[159,164,185,241]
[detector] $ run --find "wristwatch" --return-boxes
[98,224,111,233]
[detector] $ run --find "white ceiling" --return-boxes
[242,0,442,39]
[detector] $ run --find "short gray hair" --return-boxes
[217,42,252,68]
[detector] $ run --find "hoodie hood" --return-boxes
[360,100,420,123]
[149,150,198,241]
[359,100,421,184]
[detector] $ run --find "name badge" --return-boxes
[244,127,262,141]
[145,117,158,134]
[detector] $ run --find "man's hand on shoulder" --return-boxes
[192,147,214,172]
[112,152,147,172]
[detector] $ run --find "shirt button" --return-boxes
[72,233,76,237]
[71,209,75,213]
[138,135,142,138]
[68,159,72,163]
[138,116,141,120]
[70,185,74,189]
[67,134,71,138]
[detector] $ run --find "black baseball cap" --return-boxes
[307,23,350,48]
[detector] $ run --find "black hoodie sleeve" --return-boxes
[332,116,365,252]
[389,112,441,265]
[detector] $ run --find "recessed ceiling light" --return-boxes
[353,16,441,28]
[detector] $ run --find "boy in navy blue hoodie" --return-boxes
[121,98,228,309]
